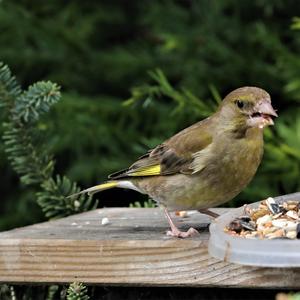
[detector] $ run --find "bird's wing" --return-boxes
[108,119,213,179]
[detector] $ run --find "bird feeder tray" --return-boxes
[209,192,300,267]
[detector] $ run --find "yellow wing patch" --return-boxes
[129,165,161,177]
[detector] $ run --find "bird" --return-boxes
[69,86,277,238]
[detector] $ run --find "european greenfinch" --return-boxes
[70,86,277,238]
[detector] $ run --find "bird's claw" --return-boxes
[166,227,199,238]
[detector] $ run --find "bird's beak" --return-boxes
[248,100,278,128]
[256,101,278,118]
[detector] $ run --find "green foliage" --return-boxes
[282,19,300,103]
[2,81,60,185]
[264,111,300,192]
[67,283,89,300]
[37,176,96,219]
[0,63,97,219]
[0,0,297,99]
[0,285,11,300]
[129,198,156,208]
[125,69,217,119]
[0,284,66,300]
[14,81,60,123]
[291,17,300,30]
[46,285,60,300]
[0,63,21,109]
[3,121,54,185]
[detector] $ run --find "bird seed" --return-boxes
[224,197,300,239]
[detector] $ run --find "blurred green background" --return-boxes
[1,0,300,231]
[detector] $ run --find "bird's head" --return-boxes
[218,87,277,133]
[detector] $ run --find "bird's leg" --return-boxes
[198,208,219,219]
[163,208,199,238]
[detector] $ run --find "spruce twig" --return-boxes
[0,62,97,219]
[67,283,89,300]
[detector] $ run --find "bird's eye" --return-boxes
[235,100,244,109]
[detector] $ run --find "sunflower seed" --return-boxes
[240,221,256,231]
[266,197,281,214]
[228,219,243,232]
[238,215,251,222]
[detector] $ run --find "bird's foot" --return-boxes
[166,227,199,238]
[163,207,199,238]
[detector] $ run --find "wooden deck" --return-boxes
[0,207,299,287]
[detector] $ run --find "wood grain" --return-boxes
[0,207,299,287]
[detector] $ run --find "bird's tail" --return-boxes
[67,181,119,198]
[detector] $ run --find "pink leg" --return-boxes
[163,208,199,238]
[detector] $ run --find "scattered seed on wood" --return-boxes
[175,211,188,218]
[101,217,110,226]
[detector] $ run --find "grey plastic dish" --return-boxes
[208,192,300,267]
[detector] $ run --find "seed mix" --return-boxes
[225,197,300,239]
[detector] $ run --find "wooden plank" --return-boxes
[0,207,299,287]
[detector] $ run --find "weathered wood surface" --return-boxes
[0,207,300,287]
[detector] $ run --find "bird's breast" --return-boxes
[192,132,264,207]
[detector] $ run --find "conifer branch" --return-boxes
[67,282,89,300]
[0,62,97,219]
[0,62,21,109]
